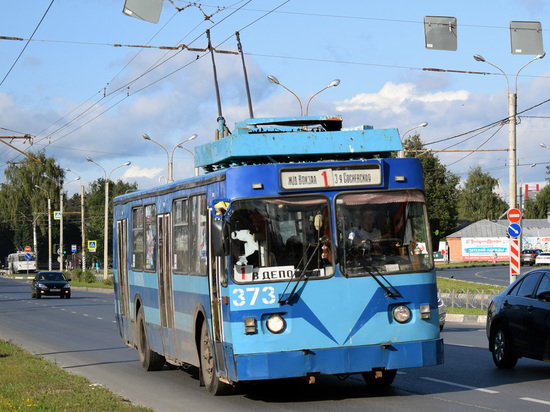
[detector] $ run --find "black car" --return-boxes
[520,249,542,266]
[486,269,550,368]
[31,271,71,299]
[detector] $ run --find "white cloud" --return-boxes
[122,165,162,180]
[335,82,470,114]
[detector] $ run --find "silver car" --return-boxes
[438,297,446,331]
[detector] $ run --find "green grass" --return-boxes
[437,277,505,316]
[0,339,152,411]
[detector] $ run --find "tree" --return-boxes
[403,134,460,236]
[74,178,138,267]
[525,184,550,219]
[0,151,63,264]
[457,165,508,221]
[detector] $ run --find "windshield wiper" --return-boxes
[279,237,326,305]
[364,263,400,298]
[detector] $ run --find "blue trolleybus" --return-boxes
[113,115,444,394]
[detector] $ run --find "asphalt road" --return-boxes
[436,264,536,287]
[1,276,550,411]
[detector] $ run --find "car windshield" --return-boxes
[335,190,433,276]
[229,196,333,284]
[40,273,65,281]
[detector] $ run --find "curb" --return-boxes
[446,314,487,324]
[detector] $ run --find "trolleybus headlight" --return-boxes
[393,305,411,323]
[266,314,286,334]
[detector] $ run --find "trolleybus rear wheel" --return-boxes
[362,369,397,386]
[200,321,233,395]
[136,306,165,371]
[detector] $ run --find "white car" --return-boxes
[535,252,550,266]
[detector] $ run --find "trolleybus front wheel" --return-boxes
[136,306,165,371]
[362,369,397,386]
[200,321,233,395]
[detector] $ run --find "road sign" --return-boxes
[25,252,31,260]
[507,208,521,223]
[507,223,522,238]
[88,240,97,252]
[71,244,77,252]
[510,238,520,278]
[54,211,61,220]
[24,245,31,253]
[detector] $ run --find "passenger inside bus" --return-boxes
[279,235,303,266]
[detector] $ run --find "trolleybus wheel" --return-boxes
[200,321,233,395]
[136,306,165,371]
[362,369,397,386]
[491,327,518,369]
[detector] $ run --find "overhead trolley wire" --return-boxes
[0,0,55,88]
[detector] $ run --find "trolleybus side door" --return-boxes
[116,219,133,343]
[157,213,178,361]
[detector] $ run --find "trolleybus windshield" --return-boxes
[336,189,433,276]
[229,196,333,284]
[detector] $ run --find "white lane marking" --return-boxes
[521,397,550,406]
[421,377,499,394]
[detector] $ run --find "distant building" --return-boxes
[445,215,550,262]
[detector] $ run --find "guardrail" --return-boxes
[438,288,499,310]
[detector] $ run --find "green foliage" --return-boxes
[457,165,508,221]
[70,269,96,283]
[0,150,63,256]
[403,134,460,236]
[525,183,550,219]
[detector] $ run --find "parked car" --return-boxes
[31,271,71,299]
[520,249,542,266]
[535,251,550,266]
[438,297,446,331]
[486,269,550,368]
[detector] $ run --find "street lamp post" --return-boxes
[35,185,52,270]
[473,53,545,209]
[86,158,131,280]
[305,79,340,115]
[398,123,428,158]
[142,134,197,183]
[267,75,303,116]
[519,163,536,253]
[60,176,81,271]
[474,53,545,284]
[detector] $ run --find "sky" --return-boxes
[1,0,550,202]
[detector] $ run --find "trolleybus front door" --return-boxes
[157,213,178,362]
[207,209,229,380]
[116,219,133,344]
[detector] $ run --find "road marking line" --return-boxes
[521,397,550,406]
[421,377,499,394]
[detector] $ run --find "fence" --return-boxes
[438,288,500,310]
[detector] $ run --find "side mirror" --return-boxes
[429,218,440,252]
[211,219,226,257]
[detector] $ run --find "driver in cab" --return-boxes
[348,206,381,249]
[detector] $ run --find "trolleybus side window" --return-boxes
[190,194,207,275]
[172,198,189,274]
[131,206,144,270]
[335,189,433,276]
[229,195,333,284]
[144,204,157,271]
